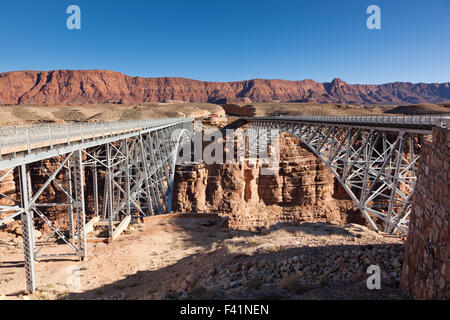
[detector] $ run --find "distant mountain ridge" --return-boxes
[0,69,449,105]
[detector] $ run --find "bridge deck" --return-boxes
[243,115,450,132]
[0,118,193,169]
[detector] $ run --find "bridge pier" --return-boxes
[73,149,87,258]
[20,164,36,293]
[402,123,449,299]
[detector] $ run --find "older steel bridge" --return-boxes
[0,114,448,293]
[244,115,449,236]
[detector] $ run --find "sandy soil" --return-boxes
[0,102,225,125]
[1,102,447,125]
[0,215,409,300]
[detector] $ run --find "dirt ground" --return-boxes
[0,102,447,125]
[0,215,410,300]
[0,102,225,125]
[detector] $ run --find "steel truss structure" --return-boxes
[0,119,192,293]
[244,115,449,235]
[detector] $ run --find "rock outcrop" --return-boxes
[173,133,360,230]
[0,70,449,105]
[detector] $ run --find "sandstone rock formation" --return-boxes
[0,70,449,106]
[221,104,256,116]
[173,133,360,230]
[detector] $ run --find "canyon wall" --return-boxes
[173,133,361,230]
[401,124,449,299]
[1,70,449,105]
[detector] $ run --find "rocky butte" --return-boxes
[0,69,449,105]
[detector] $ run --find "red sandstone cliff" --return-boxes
[0,70,449,105]
[173,133,361,230]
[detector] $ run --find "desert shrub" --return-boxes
[278,274,312,294]
[246,277,264,291]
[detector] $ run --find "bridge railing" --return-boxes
[245,114,450,127]
[0,118,191,154]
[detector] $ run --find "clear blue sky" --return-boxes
[0,0,449,84]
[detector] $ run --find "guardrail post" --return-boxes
[26,128,31,153]
[48,125,53,149]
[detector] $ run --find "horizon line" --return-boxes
[1,69,449,86]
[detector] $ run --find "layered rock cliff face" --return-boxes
[0,70,449,105]
[173,133,361,230]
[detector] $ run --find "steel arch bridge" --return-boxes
[244,115,449,236]
[0,118,193,293]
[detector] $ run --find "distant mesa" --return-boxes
[0,69,449,106]
[221,104,256,117]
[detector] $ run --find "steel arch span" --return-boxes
[244,115,449,236]
[0,118,193,293]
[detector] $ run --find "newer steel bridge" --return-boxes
[0,114,448,293]
[0,118,193,293]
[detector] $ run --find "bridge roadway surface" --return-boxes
[242,114,449,132]
[0,118,193,170]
